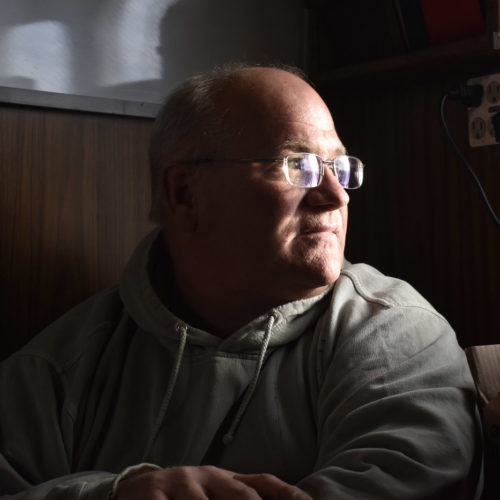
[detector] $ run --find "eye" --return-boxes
[289,158,305,170]
[286,154,322,188]
[336,167,349,186]
[289,156,315,172]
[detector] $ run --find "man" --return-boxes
[0,65,482,499]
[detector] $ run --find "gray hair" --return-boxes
[148,63,308,225]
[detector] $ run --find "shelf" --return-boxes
[314,36,500,88]
[310,0,500,89]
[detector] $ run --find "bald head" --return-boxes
[205,67,337,160]
[214,67,335,140]
[148,65,338,224]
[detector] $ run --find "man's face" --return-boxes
[191,69,349,307]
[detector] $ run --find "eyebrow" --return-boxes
[281,139,347,157]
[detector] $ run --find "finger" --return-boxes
[234,473,312,500]
[165,466,261,500]
[160,468,210,500]
[203,473,262,500]
[115,483,168,500]
[170,482,209,500]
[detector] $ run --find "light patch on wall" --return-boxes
[94,0,172,90]
[0,0,304,111]
[0,20,70,92]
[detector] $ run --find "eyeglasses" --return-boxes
[190,153,364,189]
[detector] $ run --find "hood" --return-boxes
[119,229,332,353]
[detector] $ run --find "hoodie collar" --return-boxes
[120,229,332,352]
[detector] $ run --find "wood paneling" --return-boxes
[321,79,500,348]
[0,104,154,359]
[309,0,500,348]
[1,73,498,359]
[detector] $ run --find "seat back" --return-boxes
[465,345,500,500]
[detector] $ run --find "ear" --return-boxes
[161,164,200,232]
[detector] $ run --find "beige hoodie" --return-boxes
[0,230,483,499]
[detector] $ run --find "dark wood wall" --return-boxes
[2,83,497,358]
[0,104,154,360]
[322,80,500,349]
[310,0,500,348]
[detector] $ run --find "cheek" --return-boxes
[340,208,348,244]
[198,171,302,252]
[252,191,300,245]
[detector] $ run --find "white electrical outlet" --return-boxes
[486,80,500,104]
[468,73,500,147]
[471,116,486,140]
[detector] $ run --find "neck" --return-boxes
[156,268,329,338]
[153,233,329,336]
[148,244,252,337]
[165,273,272,337]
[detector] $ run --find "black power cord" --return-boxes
[440,87,500,228]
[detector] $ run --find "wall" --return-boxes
[0,0,306,108]
[306,1,500,349]
[317,74,500,349]
[0,104,154,359]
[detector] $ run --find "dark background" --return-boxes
[308,0,500,348]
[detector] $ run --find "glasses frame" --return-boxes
[188,153,364,189]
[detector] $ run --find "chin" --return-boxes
[311,267,341,287]
[276,239,344,296]
[290,259,342,297]
[299,247,343,282]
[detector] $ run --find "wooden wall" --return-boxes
[305,0,500,349]
[320,78,500,348]
[1,69,499,359]
[0,104,154,360]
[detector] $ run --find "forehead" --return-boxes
[225,104,344,158]
[235,116,345,160]
[214,69,343,157]
[277,123,346,159]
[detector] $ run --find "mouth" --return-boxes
[300,225,339,236]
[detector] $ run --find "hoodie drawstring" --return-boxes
[142,314,276,458]
[142,322,188,461]
[222,313,277,445]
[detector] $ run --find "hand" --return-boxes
[114,465,312,500]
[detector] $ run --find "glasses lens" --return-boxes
[285,154,321,187]
[334,156,363,189]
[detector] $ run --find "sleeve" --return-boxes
[0,353,116,499]
[298,305,483,500]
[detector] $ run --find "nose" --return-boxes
[303,165,350,209]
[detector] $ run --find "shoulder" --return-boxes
[6,286,129,374]
[330,262,450,336]
[314,262,464,381]
[337,262,440,312]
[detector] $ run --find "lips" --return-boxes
[300,223,339,235]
